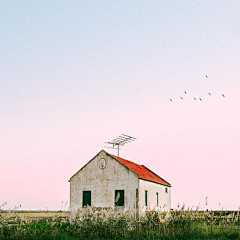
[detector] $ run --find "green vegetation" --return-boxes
[0,207,239,240]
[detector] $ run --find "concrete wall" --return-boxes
[138,179,171,212]
[70,150,139,218]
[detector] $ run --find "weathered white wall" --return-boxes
[138,179,171,212]
[70,150,139,218]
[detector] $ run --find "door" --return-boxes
[83,191,91,207]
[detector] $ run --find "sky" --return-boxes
[1,1,240,211]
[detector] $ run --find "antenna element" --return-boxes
[104,134,136,157]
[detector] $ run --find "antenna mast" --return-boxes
[104,134,136,157]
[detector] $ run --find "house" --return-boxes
[69,150,171,218]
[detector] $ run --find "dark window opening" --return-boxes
[115,190,124,206]
[156,192,159,206]
[165,187,168,193]
[145,190,148,206]
[83,191,91,207]
[136,189,139,208]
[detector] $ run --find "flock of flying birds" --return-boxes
[170,75,226,102]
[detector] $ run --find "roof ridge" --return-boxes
[111,154,142,166]
[110,154,171,187]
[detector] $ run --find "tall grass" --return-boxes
[0,205,239,239]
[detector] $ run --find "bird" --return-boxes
[222,93,225,97]
[206,75,208,78]
[199,98,202,101]
[180,97,183,100]
[170,98,172,102]
[194,97,197,100]
[208,92,211,96]
[184,91,187,94]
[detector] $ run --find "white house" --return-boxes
[69,150,171,218]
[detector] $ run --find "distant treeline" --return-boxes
[0,210,70,213]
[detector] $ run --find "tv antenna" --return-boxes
[104,134,137,157]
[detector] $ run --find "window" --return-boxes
[156,192,159,206]
[145,190,148,206]
[165,187,168,193]
[136,189,139,208]
[83,191,91,207]
[115,190,124,206]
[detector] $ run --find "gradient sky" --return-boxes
[1,1,240,210]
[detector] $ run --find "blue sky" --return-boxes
[1,1,239,108]
[1,1,240,210]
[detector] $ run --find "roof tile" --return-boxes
[111,155,171,187]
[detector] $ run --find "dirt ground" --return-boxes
[1,211,70,222]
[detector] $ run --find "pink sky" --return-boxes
[1,1,240,210]
[1,85,239,210]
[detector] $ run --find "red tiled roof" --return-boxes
[111,155,171,187]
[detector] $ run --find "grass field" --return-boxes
[0,208,239,239]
